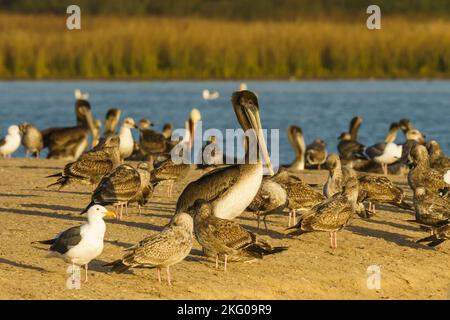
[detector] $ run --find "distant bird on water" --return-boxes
[191,200,287,271]
[105,212,193,286]
[18,123,43,158]
[32,205,116,283]
[0,125,21,158]
[47,135,121,191]
[202,89,220,101]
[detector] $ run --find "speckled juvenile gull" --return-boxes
[105,212,193,286]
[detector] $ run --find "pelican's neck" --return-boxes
[385,127,398,144]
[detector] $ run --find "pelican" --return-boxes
[365,123,402,175]
[176,90,273,220]
[42,92,97,160]
[286,125,305,171]
[104,108,121,137]
[138,118,169,157]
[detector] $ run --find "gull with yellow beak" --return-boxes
[176,90,274,220]
[32,205,116,283]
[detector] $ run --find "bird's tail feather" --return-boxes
[47,177,69,190]
[31,239,56,245]
[103,260,131,274]
[46,172,62,178]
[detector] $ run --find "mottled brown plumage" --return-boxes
[408,145,450,194]
[47,135,120,190]
[287,177,359,249]
[19,122,43,158]
[105,213,193,286]
[409,187,450,228]
[323,154,344,198]
[306,139,327,169]
[191,200,287,271]
[427,140,450,173]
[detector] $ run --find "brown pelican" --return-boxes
[104,108,122,137]
[0,125,21,158]
[286,125,305,171]
[105,212,193,286]
[190,199,287,271]
[365,123,402,175]
[399,119,426,142]
[47,135,121,190]
[18,123,43,158]
[408,145,450,194]
[349,116,363,141]
[42,95,97,160]
[306,139,327,170]
[176,90,273,220]
[287,177,359,249]
[118,117,137,160]
[92,119,102,148]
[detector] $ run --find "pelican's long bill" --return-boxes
[232,90,274,176]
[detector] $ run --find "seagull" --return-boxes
[202,89,220,101]
[47,135,121,191]
[287,177,359,249]
[18,123,43,158]
[323,154,344,198]
[105,212,193,286]
[118,117,138,160]
[408,187,450,229]
[191,199,287,272]
[306,139,327,170]
[32,205,116,283]
[0,125,21,158]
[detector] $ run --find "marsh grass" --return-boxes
[1,14,449,79]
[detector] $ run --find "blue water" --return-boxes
[0,80,449,164]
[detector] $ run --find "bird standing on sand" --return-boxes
[427,140,450,173]
[105,212,193,286]
[306,139,327,170]
[365,122,402,175]
[191,200,287,272]
[47,135,121,191]
[247,179,287,231]
[287,177,359,249]
[138,118,170,157]
[118,117,138,160]
[323,154,344,198]
[18,123,43,158]
[176,91,273,220]
[337,116,366,160]
[84,163,146,220]
[408,145,450,194]
[409,187,450,228]
[0,125,21,158]
[128,162,153,215]
[32,205,116,282]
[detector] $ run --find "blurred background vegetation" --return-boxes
[0,0,449,79]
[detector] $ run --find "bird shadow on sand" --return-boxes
[105,239,134,249]
[0,193,40,198]
[185,249,210,263]
[19,165,62,170]
[0,257,48,272]
[27,189,91,196]
[363,217,421,233]
[375,204,414,215]
[346,225,434,250]
[21,203,82,213]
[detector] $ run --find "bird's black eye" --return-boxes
[96,208,99,211]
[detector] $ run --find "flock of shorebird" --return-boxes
[1,88,449,286]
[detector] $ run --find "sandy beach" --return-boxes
[0,158,449,300]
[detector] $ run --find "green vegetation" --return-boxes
[0,14,449,79]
